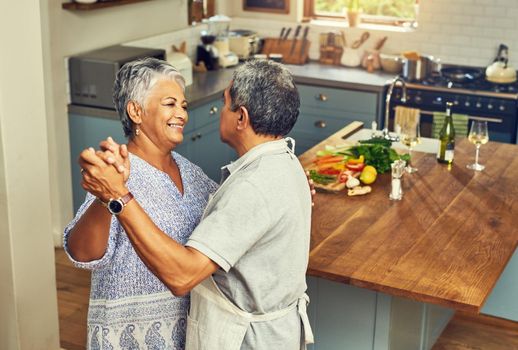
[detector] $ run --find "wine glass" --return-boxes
[399,122,421,173]
[466,120,489,171]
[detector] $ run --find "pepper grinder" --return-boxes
[389,160,405,201]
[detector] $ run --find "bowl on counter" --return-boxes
[380,53,404,74]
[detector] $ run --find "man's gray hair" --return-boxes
[113,57,186,137]
[229,59,300,137]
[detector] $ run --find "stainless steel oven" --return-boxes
[383,68,518,144]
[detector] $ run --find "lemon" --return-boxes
[360,166,377,184]
[364,166,377,175]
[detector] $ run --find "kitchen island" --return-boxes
[300,122,518,350]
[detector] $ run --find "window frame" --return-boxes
[303,0,418,28]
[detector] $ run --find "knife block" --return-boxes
[261,38,310,65]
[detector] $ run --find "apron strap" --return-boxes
[297,293,314,346]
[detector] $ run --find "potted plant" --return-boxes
[347,0,362,27]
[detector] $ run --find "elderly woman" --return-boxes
[64,58,218,349]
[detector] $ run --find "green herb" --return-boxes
[349,139,410,174]
[309,170,337,185]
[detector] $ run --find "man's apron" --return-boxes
[185,139,314,350]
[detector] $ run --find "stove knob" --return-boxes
[453,100,459,106]
[414,95,422,103]
[499,104,505,111]
[464,101,471,107]
[488,103,493,110]
[476,101,482,108]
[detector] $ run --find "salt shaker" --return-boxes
[389,159,405,201]
[371,121,378,138]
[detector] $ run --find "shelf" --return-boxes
[62,0,152,11]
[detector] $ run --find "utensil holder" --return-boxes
[261,38,310,65]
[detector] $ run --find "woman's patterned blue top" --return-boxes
[64,152,219,350]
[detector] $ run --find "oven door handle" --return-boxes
[401,108,504,124]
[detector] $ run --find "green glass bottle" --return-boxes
[437,101,456,164]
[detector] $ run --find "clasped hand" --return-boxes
[78,137,130,202]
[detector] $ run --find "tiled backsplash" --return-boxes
[122,0,518,69]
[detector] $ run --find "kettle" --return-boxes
[486,44,517,83]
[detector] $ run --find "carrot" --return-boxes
[315,156,346,165]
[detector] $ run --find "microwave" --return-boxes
[69,45,166,109]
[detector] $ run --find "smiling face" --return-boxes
[138,78,188,151]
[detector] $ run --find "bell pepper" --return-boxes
[319,167,341,175]
[347,155,365,164]
[346,162,365,171]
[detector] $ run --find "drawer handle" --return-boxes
[316,94,328,102]
[314,120,327,128]
[209,106,219,115]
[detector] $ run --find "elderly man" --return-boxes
[80,59,313,350]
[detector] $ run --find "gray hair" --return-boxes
[229,59,300,137]
[113,57,186,137]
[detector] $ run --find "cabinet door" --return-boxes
[290,85,379,155]
[191,121,235,183]
[68,114,126,213]
[189,99,223,130]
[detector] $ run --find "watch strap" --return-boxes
[98,192,134,213]
[120,192,134,206]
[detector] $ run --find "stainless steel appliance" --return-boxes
[384,65,518,144]
[229,30,261,59]
[69,45,166,109]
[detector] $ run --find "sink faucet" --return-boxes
[383,76,407,139]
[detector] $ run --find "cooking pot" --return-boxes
[229,30,261,59]
[402,55,441,81]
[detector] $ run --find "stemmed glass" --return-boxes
[466,120,489,171]
[399,122,421,173]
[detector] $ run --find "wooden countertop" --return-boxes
[300,122,518,313]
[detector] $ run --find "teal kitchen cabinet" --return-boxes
[290,85,378,155]
[68,113,127,213]
[68,99,235,213]
[481,248,518,321]
[176,99,236,183]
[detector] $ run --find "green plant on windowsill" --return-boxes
[347,0,362,27]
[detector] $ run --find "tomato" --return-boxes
[345,162,365,171]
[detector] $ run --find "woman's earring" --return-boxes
[135,127,140,136]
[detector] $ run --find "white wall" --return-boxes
[228,0,518,68]
[0,1,60,348]
[43,0,189,244]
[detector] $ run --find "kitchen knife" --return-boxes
[278,27,286,45]
[299,26,310,57]
[283,27,292,41]
[290,25,302,55]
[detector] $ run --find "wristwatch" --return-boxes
[99,192,134,215]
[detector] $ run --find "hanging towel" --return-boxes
[431,112,469,139]
[394,106,421,132]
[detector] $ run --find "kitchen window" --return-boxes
[304,0,418,28]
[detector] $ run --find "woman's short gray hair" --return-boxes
[113,57,186,137]
[229,59,300,137]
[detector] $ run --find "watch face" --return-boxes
[108,199,124,215]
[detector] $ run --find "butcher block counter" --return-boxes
[300,122,518,350]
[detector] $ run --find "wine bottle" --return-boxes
[437,102,456,164]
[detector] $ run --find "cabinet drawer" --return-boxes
[298,85,377,115]
[301,105,375,124]
[293,114,356,140]
[189,100,223,130]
